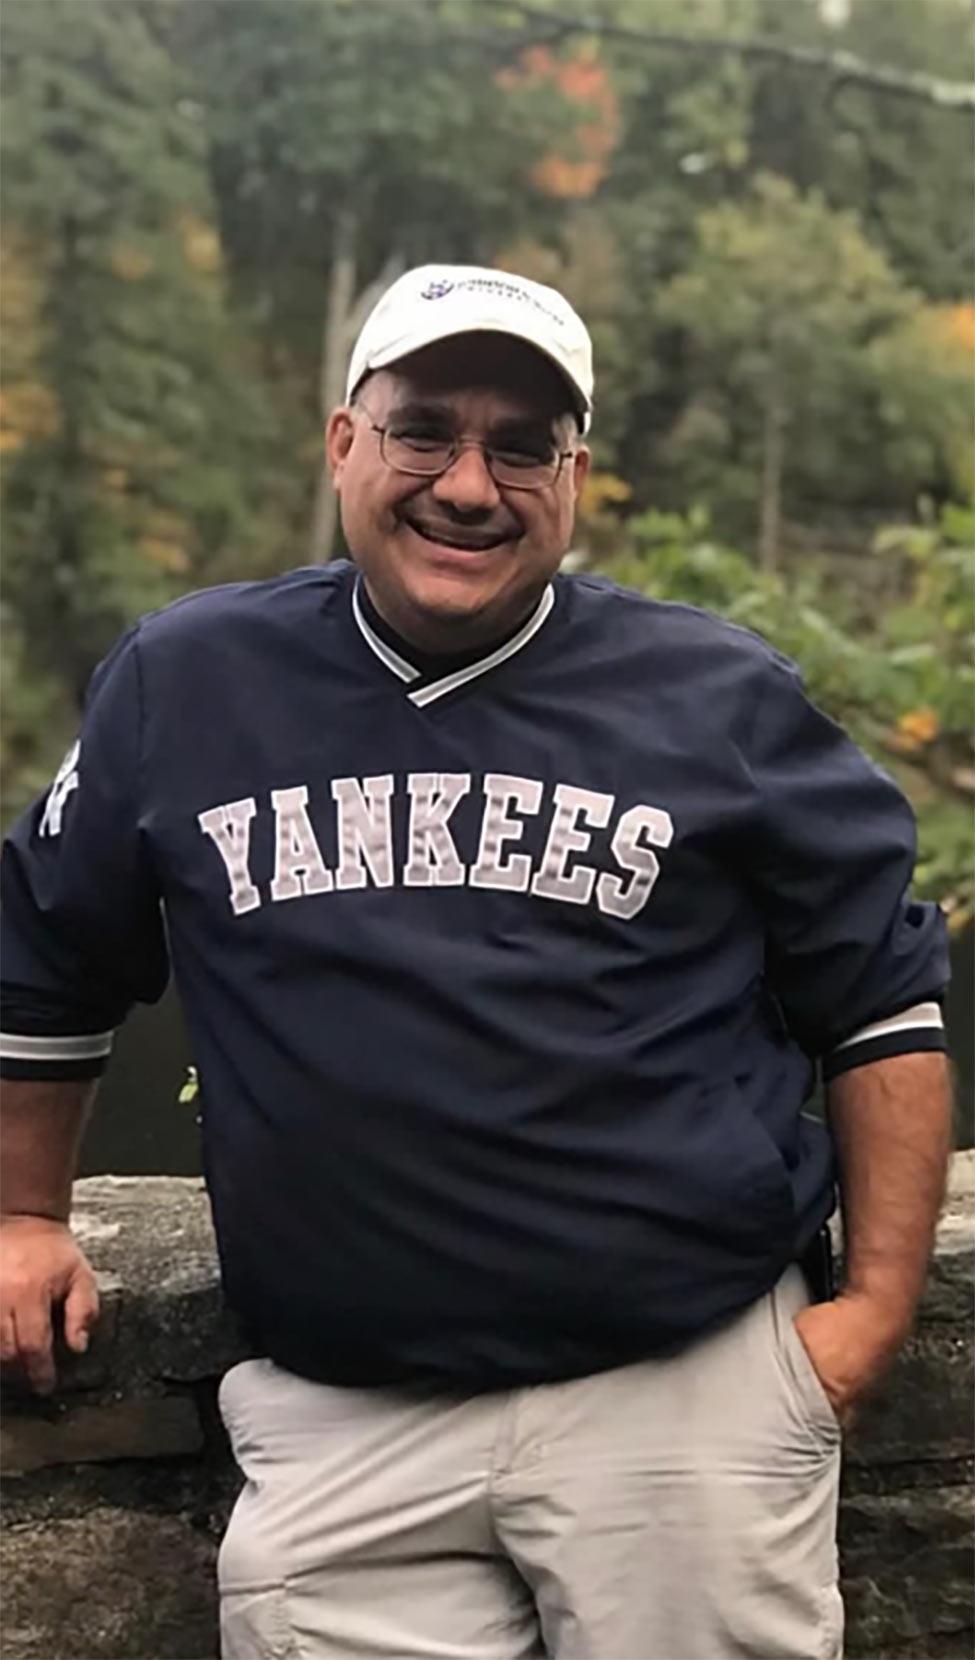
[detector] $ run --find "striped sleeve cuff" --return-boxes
[0,1028,115,1080]
[823,1001,946,1082]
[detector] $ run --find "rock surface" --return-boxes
[1,1157,972,1659]
[2,1509,219,1660]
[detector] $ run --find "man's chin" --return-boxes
[399,546,515,613]
[405,576,507,629]
[359,531,545,647]
[389,566,529,650]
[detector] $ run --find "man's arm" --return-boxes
[1,631,173,1394]
[830,1050,953,1327]
[0,1079,100,1394]
[794,1050,953,1424]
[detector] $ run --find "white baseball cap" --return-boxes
[345,264,594,432]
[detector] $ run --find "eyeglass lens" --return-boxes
[381,428,563,490]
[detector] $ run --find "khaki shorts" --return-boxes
[218,1264,843,1659]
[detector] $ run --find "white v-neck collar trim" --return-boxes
[352,578,555,707]
[351,582,418,684]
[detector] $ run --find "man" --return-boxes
[1,265,952,1659]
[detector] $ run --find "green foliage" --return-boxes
[870,503,975,746]
[556,0,973,533]
[747,0,975,300]
[653,173,952,546]
[659,172,909,377]
[866,310,974,501]
[168,0,586,364]
[1,0,293,703]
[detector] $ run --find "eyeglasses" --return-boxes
[356,404,575,492]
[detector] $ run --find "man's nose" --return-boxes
[430,443,501,511]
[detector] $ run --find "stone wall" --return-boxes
[2,1157,972,1660]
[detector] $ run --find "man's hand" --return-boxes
[792,1290,908,1430]
[0,1076,99,1391]
[0,1215,99,1395]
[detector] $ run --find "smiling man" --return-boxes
[0,264,952,1660]
[328,329,588,651]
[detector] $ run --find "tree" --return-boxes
[656,174,916,566]
[743,0,975,299]
[170,0,598,560]
[1,0,288,717]
[865,303,974,503]
[513,0,973,535]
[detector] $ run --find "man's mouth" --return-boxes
[401,514,513,553]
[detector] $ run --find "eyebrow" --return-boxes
[387,400,561,444]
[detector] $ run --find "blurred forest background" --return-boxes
[2,0,972,1160]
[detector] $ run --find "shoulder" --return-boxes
[560,570,796,682]
[132,563,352,656]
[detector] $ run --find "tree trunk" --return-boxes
[308,211,358,565]
[308,237,408,563]
[308,237,408,567]
[758,372,787,574]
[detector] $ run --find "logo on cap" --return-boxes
[420,279,455,300]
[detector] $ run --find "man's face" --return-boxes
[326,334,590,651]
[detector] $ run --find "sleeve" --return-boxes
[1,625,169,1080]
[736,650,950,1081]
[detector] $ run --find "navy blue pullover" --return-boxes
[1,565,948,1388]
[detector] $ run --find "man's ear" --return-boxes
[325,408,355,487]
[571,444,591,500]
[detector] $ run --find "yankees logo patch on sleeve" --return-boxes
[39,740,81,838]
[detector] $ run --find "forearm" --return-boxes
[827,1051,953,1335]
[1,1079,97,1221]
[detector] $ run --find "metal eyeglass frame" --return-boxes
[354,401,576,492]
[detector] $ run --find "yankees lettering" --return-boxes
[198,774,673,918]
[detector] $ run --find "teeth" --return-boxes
[406,519,504,552]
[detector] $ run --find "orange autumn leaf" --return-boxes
[939,303,975,355]
[913,303,975,358]
[532,155,607,198]
[896,707,940,749]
